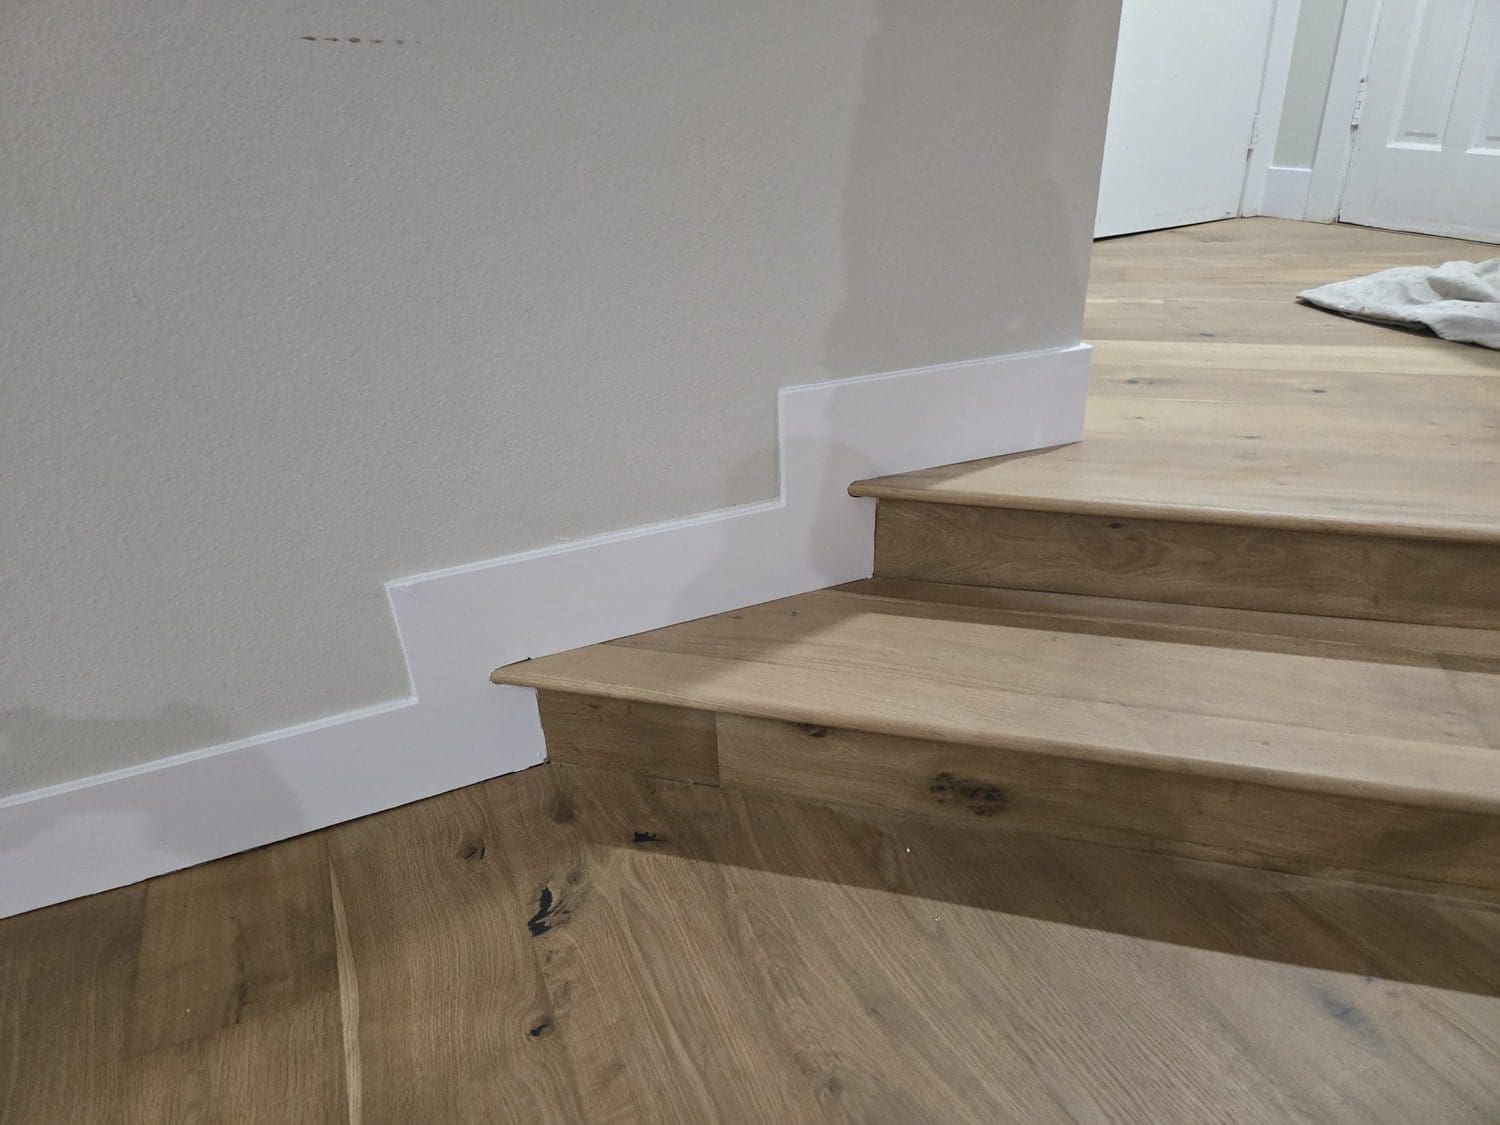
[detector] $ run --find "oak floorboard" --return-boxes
[612,765,1179,1122]
[0,885,144,1124]
[122,834,346,1123]
[325,781,584,1122]
[478,762,834,1121]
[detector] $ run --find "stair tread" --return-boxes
[849,435,1500,545]
[494,585,1500,814]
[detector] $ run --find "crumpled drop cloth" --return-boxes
[1298,258,1500,349]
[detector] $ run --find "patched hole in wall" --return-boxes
[296,36,416,46]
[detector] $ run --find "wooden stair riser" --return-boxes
[534,691,1500,903]
[536,693,720,784]
[873,500,1500,629]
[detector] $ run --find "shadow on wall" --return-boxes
[824,0,1097,376]
[663,0,1115,644]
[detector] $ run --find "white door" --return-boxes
[1340,0,1500,242]
[1095,0,1277,238]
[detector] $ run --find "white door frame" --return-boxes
[1304,0,1385,221]
[1241,0,1306,215]
[1103,0,1378,228]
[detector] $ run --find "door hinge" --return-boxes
[1350,77,1368,127]
[1248,113,1262,152]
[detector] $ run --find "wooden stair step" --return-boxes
[849,436,1500,546]
[494,584,1500,899]
[857,494,1500,630]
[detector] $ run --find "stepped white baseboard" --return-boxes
[1259,166,1313,221]
[0,343,1090,917]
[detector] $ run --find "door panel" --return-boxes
[1341,0,1500,242]
[1094,0,1276,238]
[1388,0,1474,149]
[1473,53,1500,152]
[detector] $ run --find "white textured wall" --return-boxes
[1275,0,1349,167]
[2,0,1120,796]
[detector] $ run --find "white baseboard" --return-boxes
[1258,166,1313,221]
[0,343,1090,917]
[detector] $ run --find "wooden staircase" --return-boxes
[494,483,1500,901]
[494,221,1500,902]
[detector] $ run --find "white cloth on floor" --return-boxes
[1297,258,1500,350]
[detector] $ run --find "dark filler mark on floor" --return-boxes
[527,887,558,937]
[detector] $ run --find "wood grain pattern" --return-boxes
[852,220,1500,544]
[473,760,740,1121]
[496,588,1500,815]
[0,885,144,1123]
[871,500,1500,628]
[847,577,1500,666]
[481,759,832,1121]
[717,712,1500,901]
[324,781,583,1122]
[536,692,718,784]
[123,835,347,1123]
[6,762,1500,1121]
[0,838,347,1124]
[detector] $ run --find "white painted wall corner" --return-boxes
[0,343,1091,918]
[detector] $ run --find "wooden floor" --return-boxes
[7,220,1500,1121]
[5,762,1500,1122]
[856,219,1500,542]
